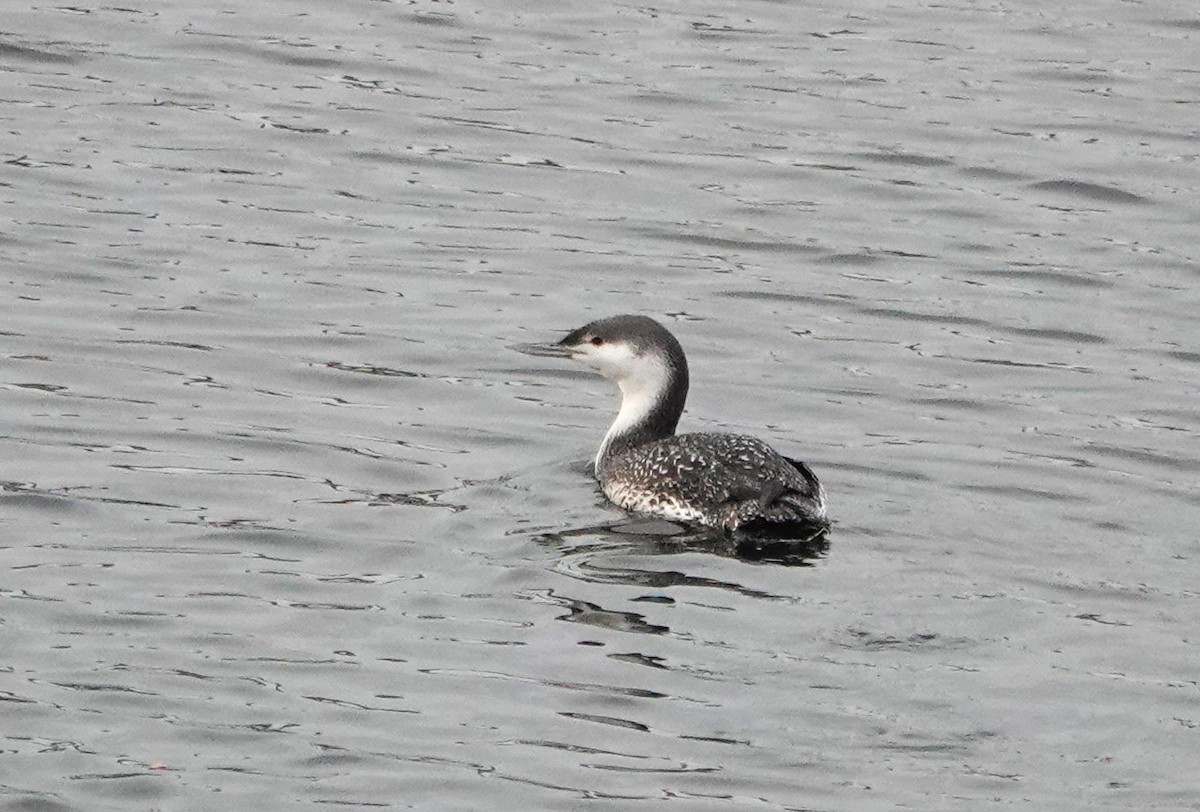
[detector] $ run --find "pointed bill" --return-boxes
[510,342,575,359]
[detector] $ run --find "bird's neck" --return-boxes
[595,359,688,473]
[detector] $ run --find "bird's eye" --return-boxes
[590,336,604,346]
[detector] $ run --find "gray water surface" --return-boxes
[2,1,1198,809]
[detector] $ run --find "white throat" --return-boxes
[594,354,672,470]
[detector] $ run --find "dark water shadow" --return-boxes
[534,519,830,596]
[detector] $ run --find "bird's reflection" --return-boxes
[533,518,830,597]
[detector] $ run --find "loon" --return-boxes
[517,315,828,533]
